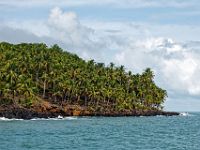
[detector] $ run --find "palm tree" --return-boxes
[0,42,167,112]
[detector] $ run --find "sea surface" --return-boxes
[0,112,199,150]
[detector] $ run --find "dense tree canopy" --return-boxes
[0,42,167,111]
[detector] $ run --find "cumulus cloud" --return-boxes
[45,7,117,61]
[1,7,107,60]
[1,7,200,106]
[47,7,93,50]
[115,37,200,98]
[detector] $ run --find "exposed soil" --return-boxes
[0,101,179,119]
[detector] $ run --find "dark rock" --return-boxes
[0,106,179,119]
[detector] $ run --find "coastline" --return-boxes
[0,43,169,121]
[0,105,179,119]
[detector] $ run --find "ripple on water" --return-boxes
[0,113,199,150]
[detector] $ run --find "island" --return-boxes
[0,42,179,119]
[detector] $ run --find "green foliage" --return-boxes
[20,98,33,108]
[0,42,167,110]
[0,98,13,106]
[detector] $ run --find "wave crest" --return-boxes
[179,112,192,116]
[0,117,24,121]
[31,116,78,121]
[0,116,78,121]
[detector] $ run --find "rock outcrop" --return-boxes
[0,103,179,119]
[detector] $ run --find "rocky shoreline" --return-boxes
[0,105,179,119]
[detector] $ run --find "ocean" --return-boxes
[0,113,199,150]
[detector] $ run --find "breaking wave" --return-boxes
[30,116,78,120]
[179,112,194,116]
[0,116,78,121]
[0,117,24,121]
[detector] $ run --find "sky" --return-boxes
[1,0,200,111]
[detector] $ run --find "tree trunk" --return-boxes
[12,90,17,106]
[43,79,46,98]
[84,96,87,106]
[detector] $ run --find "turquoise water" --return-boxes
[0,113,200,150]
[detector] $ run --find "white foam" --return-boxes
[64,116,78,120]
[0,117,24,121]
[30,116,78,121]
[57,115,63,119]
[180,112,191,116]
[0,115,79,121]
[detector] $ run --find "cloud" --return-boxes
[0,25,67,48]
[1,7,200,106]
[0,7,110,61]
[47,7,93,49]
[46,7,112,60]
[0,26,41,43]
[115,37,200,98]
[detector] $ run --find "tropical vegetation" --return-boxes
[0,42,167,112]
